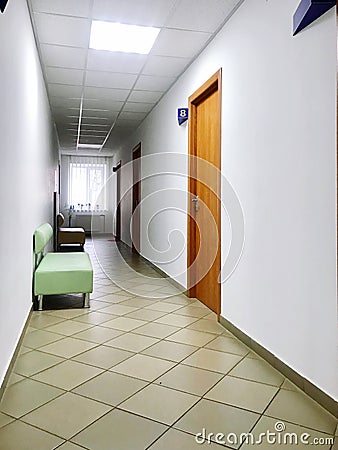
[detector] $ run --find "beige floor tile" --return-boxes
[73,345,133,369]
[99,304,140,316]
[45,309,87,320]
[85,300,111,310]
[205,335,250,356]
[72,409,167,450]
[281,379,300,392]
[6,372,25,387]
[134,322,180,339]
[73,371,147,406]
[105,332,159,352]
[187,319,225,335]
[72,325,124,344]
[155,313,199,328]
[175,399,259,449]
[156,364,223,396]
[0,412,14,429]
[13,350,64,377]
[175,305,210,318]
[241,415,335,449]
[142,340,198,363]
[72,311,115,325]
[101,316,147,331]
[148,428,222,449]
[111,354,175,381]
[0,378,63,418]
[45,320,94,336]
[22,329,64,349]
[39,337,98,358]
[166,329,216,347]
[145,302,183,313]
[57,442,84,450]
[229,357,284,386]
[125,308,167,321]
[99,292,135,303]
[22,392,111,440]
[29,313,64,329]
[264,389,337,435]
[182,348,242,373]
[18,346,32,355]
[120,297,157,308]
[162,296,196,306]
[203,312,218,321]
[0,420,64,450]
[32,360,103,390]
[206,375,279,413]
[120,384,199,425]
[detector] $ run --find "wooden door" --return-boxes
[132,143,141,253]
[188,70,221,315]
[113,161,121,241]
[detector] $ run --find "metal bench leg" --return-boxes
[83,293,90,308]
[38,295,43,311]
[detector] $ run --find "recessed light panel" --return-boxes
[90,20,160,54]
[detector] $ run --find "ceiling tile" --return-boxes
[123,102,154,113]
[34,13,91,48]
[127,90,163,103]
[86,50,146,74]
[31,0,92,18]
[45,67,84,85]
[85,71,137,90]
[150,28,211,58]
[48,84,83,98]
[83,87,129,101]
[119,111,147,121]
[82,98,125,111]
[82,109,118,119]
[92,0,176,27]
[134,75,175,92]
[165,0,241,32]
[50,97,81,108]
[142,55,190,77]
[40,44,87,69]
[79,136,105,144]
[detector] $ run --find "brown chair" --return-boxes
[57,213,85,251]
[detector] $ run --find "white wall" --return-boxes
[117,0,337,399]
[0,0,59,386]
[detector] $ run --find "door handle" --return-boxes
[192,195,199,212]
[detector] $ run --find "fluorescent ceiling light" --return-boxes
[90,21,160,54]
[78,144,102,149]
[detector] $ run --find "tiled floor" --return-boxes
[0,236,337,449]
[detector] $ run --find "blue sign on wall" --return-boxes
[293,0,335,35]
[178,108,188,126]
[0,0,9,13]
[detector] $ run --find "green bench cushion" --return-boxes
[34,223,53,254]
[34,252,93,295]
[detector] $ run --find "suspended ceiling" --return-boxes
[28,0,243,155]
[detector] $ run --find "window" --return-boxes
[68,159,108,211]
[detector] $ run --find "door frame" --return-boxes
[187,69,222,316]
[132,143,141,254]
[113,160,121,241]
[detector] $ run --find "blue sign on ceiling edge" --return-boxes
[293,0,336,35]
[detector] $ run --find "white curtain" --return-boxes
[67,155,109,211]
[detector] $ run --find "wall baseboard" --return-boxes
[0,308,32,403]
[219,315,338,418]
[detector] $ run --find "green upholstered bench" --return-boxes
[34,223,93,311]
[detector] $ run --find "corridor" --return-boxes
[0,237,336,449]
